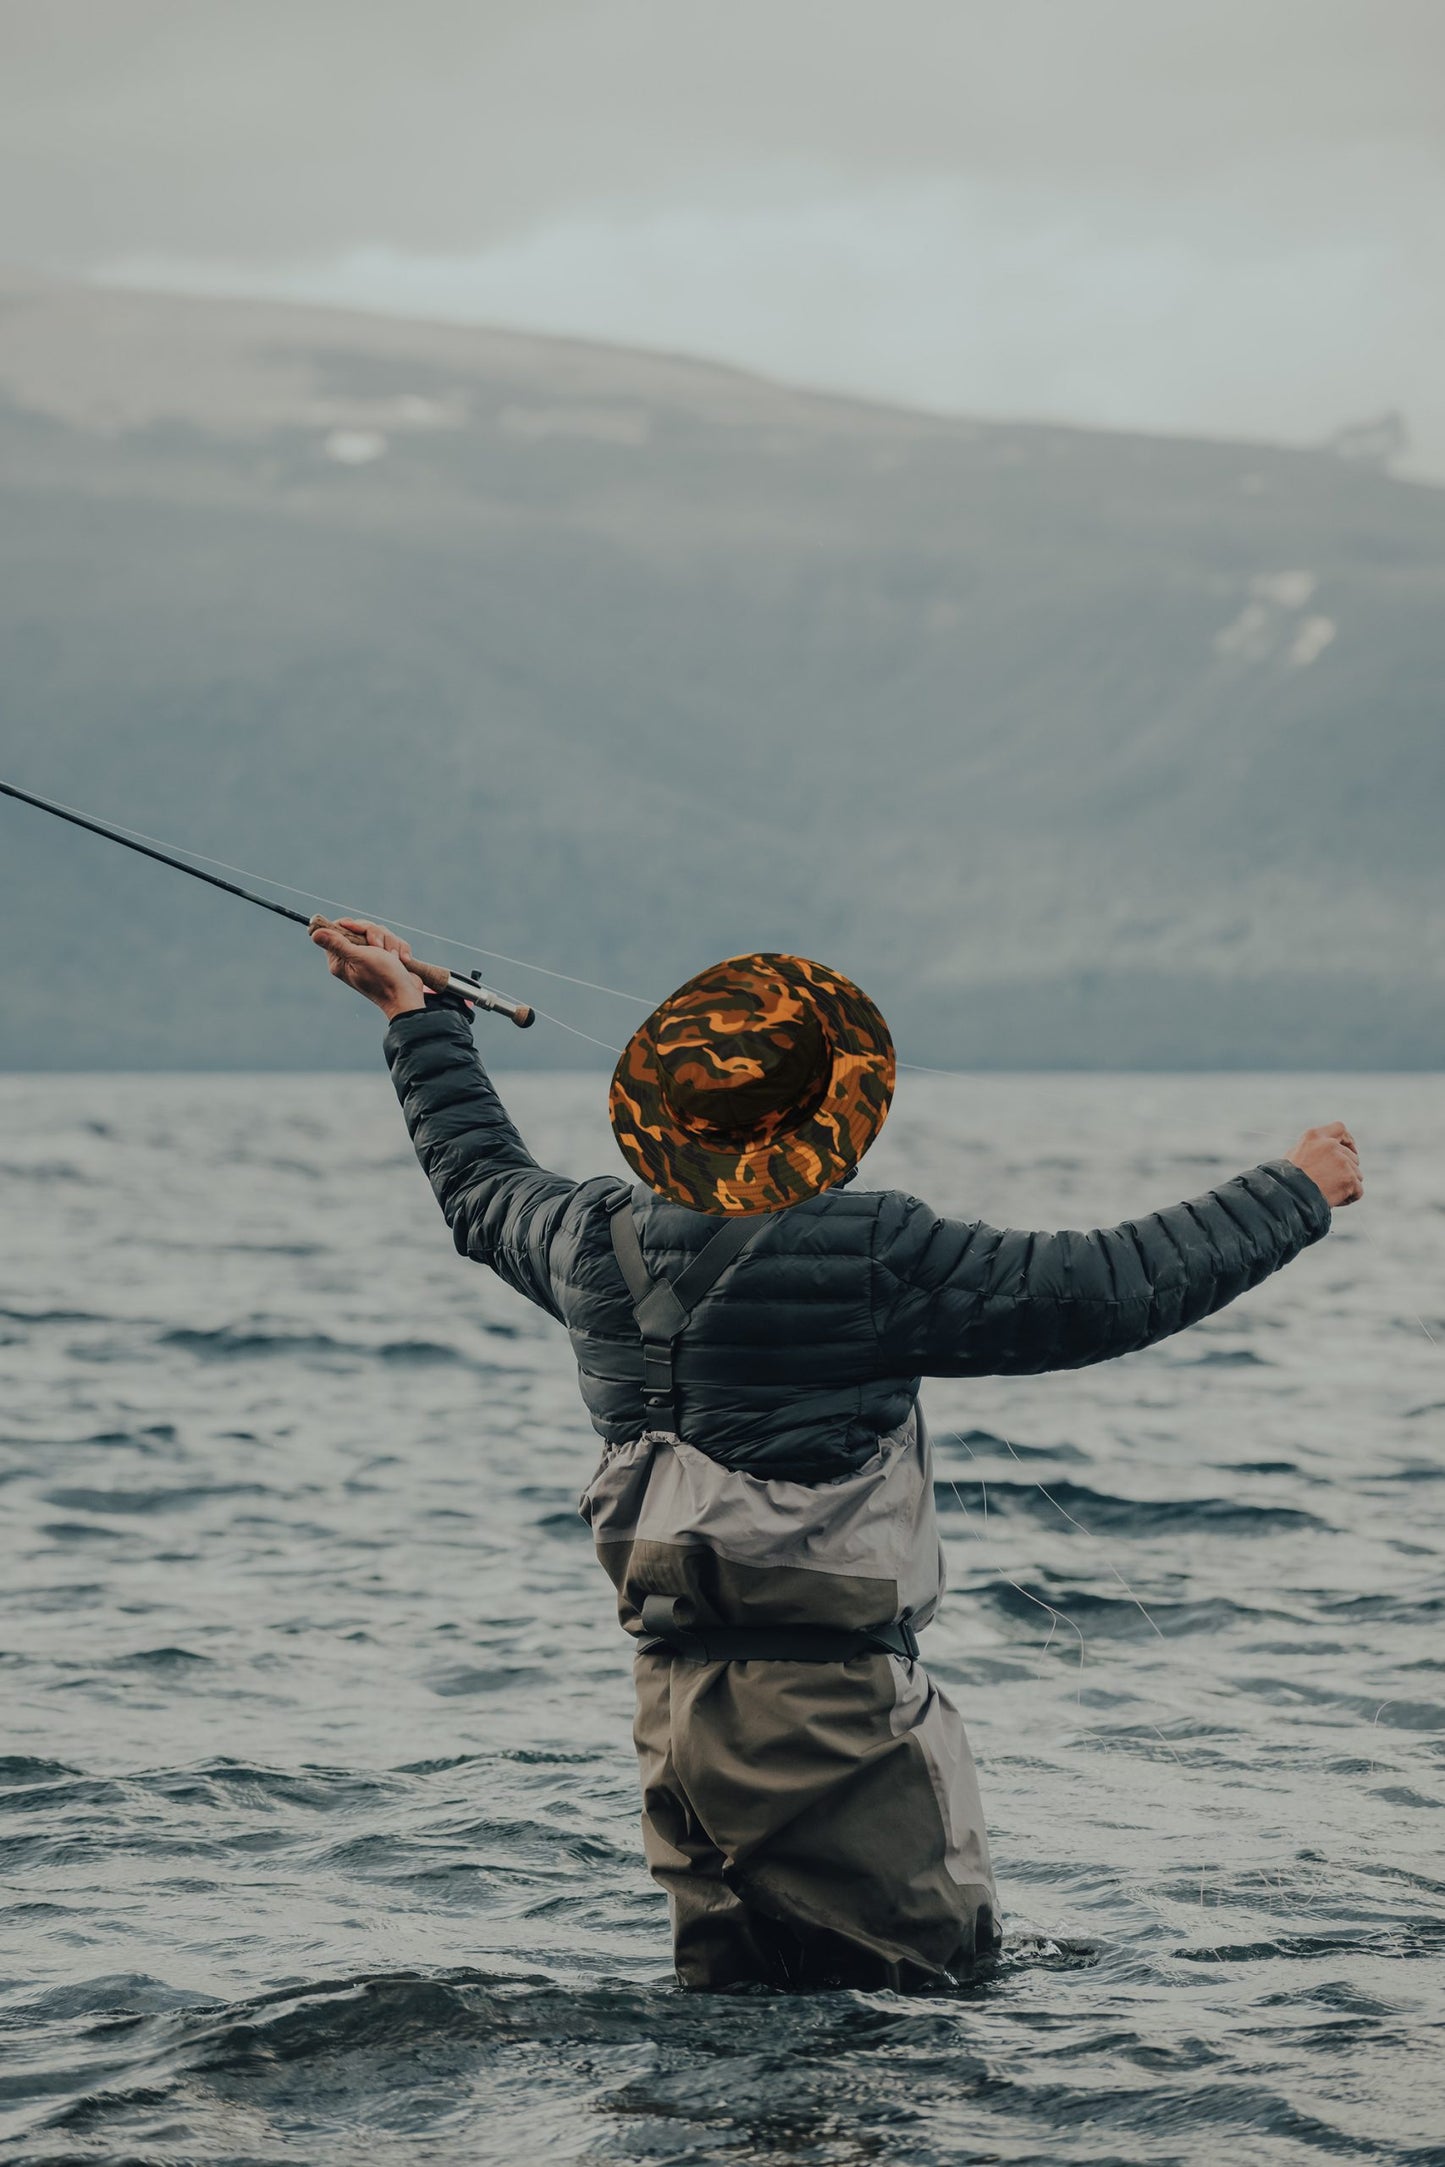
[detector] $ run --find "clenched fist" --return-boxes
[1286,1122,1363,1209]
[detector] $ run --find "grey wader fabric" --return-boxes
[590,1171,997,1990]
[582,1411,998,1991]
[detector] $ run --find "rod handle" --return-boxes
[309,917,535,1029]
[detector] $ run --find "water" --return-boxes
[2,1070,1442,2165]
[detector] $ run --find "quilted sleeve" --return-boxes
[382,1007,575,1320]
[873,1160,1331,1378]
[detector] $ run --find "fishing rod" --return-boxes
[0,778,535,1028]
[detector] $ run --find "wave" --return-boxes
[1,1945,1414,2164]
[968,1578,1268,1636]
[1184,1347,1271,1367]
[0,1756,78,1788]
[1,1970,211,2025]
[0,1306,109,1325]
[426,1661,550,1698]
[42,1482,269,1515]
[936,1477,1320,1535]
[14,1940,1100,2095]
[111,1645,213,1669]
[0,1757,403,1818]
[940,1428,1088,1462]
[158,1325,481,1366]
[1175,1918,1445,1965]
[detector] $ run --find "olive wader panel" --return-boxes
[578,1200,1000,1992]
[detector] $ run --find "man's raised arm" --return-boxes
[873,1127,1361,1379]
[313,918,574,1318]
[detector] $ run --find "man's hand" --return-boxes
[310,916,428,1021]
[1287,1121,1363,1209]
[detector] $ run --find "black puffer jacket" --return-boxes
[385,1009,1332,1481]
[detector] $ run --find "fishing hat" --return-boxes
[610,952,895,1215]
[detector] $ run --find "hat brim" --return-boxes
[610,952,895,1215]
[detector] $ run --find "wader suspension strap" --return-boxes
[609,1202,760,1433]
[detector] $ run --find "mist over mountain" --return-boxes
[1,274,1441,1070]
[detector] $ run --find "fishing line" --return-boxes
[527,1011,625,1055]
[946,1445,1229,1950]
[896,1059,979,1078]
[359,929,649,1008]
[952,1432,1196,1745]
[996,1434,1170,1647]
[975,1417,1429,1941]
[981,1435,1240,1883]
[908,1067,1419,1875]
[0,782,653,1010]
[945,1468,1086,1692]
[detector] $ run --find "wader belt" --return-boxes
[637,1594,921,1666]
[609,1199,760,1433]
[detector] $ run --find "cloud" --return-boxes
[5,0,1445,258]
[99,169,1445,473]
[6,0,1445,466]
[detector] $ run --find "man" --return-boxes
[312,916,1362,1993]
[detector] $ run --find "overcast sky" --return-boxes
[5,0,1445,472]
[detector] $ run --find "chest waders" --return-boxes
[586,1197,1000,1992]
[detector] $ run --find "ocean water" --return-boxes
[1,1069,1442,2166]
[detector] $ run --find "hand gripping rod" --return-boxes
[0,777,535,1028]
[305,914,534,1025]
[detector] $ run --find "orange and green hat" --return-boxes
[610,952,895,1216]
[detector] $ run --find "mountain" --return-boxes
[1,272,1441,1070]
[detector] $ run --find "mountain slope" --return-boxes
[1,274,1441,1068]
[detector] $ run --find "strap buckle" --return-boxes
[609,1201,762,1440]
[641,1344,675,1411]
[638,1593,708,1661]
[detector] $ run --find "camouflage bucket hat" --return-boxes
[610,953,895,1215]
